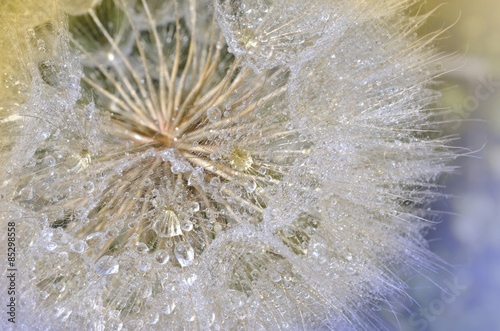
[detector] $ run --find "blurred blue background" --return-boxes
[385,1,500,330]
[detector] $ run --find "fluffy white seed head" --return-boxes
[0,0,453,329]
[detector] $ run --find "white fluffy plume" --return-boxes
[0,0,453,330]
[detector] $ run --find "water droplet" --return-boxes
[188,169,204,186]
[210,177,221,186]
[147,312,159,325]
[185,273,198,286]
[152,196,165,208]
[95,256,119,275]
[163,302,176,315]
[83,181,94,193]
[175,241,194,267]
[270,271,282,283]
[86,232,106,248]
[107,52,115,62]
[259,47,273,59]
[135,242,149,254]
[345,266,356,275]
[181,220,193,232]
[282,227,294,238]
[153,210,182,237]
[70,240,88,253]
[46,242,58,251]
[229,149,253,172]
[189,201,200,212]
[56,282,66,293]
[155,249,169,264]
[37,39,46,52]
[244,179,257,193]
[26,28,35,38]
[42,228,54,241]
[108,318,123,331]
[43,155,56,167]
[138,259,151,271]
[19,187,34,200]
[209,150,221,161]
[58,252,69,263]
[54,307,72,322]
[160,149,175,162]
[207,107,221,122]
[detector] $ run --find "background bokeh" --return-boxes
[385,1,500,330]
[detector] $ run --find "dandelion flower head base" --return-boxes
[0,0,453,330]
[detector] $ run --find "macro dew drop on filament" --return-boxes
[0,0,454,330]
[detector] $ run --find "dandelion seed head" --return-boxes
[1,0,454,329]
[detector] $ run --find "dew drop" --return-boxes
[19,187,34,200]
[105,51,115,61]
[26,28,35,38]
[345,266,356,275]
[154,249,169,264]
[37,39,46,52]
[74,206,88,220]
[189,201,200,213]
[160,149,175,162]
[70,240,88,253]
[95,256,120,275]
[108,318,123,331]
[86,232,106,248]
[229,149,253,172]
[138,259,151,271]
[153,210,182,237]
[210,177,221,187]
[244,179,257,193]
[83,181,95,193]
[207,107,221,122]
[270,271,282,283]
[46,242,58,251]
[135,242,149,254]
[174,241,194,267]
[58,252,69,263]
[163,301,176,315]
[43,155,56,167]
[181,220,193,232]
[147,312,159,325]
[282,227,294,238]
[188,169,204,186]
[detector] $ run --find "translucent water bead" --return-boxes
[95,256,120,275]
[174,241,194,267]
